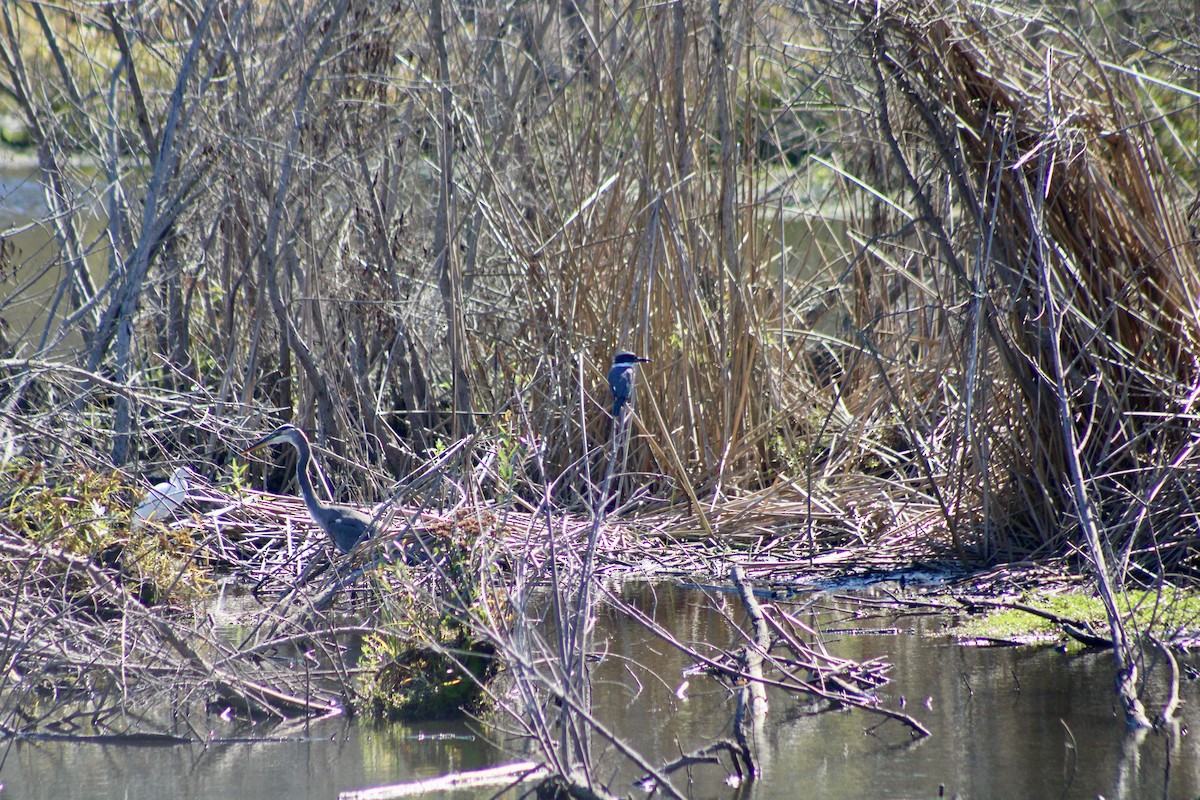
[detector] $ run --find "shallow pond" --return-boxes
[0,165,107,357]
[3,580,1199,799]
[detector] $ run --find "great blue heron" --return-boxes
[607,351,651,419]
[241,424,374,554]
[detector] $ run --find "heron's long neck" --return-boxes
[292,437,327,518]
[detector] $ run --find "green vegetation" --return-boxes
[354,510,506,720]
[3,462,209,606]
[954,606,1063,643]
[954,590,1200,642]
[358,624,499,722]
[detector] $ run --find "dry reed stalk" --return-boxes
[796,0,1200,725]
[799,0,1200,570]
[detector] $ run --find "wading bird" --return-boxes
[607,350,651,420]
[133,466,193,527]
[241,424,374,554]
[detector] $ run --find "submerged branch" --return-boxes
[338,762,548,800]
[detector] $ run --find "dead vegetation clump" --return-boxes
[797,0,1200,574]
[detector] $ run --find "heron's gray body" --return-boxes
[242,425,373,554]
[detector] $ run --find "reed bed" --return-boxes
[3,0,1197,570]
[2,0,1200,785]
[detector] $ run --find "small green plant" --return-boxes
[228,458,250,494]
[357,622,499,722]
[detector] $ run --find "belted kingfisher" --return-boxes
[607,351,651,420]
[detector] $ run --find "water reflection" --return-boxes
[3,581,1198,799]
[3,720,495,800]
[0,164,106,356]
[0,165,45,220]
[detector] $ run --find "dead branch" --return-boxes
[338,761,548,800]
[1151,636,1181,730]
[730,565,769,775]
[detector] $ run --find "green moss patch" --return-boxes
[952,589,1200,643]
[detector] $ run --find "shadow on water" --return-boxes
[4,580,1200,799]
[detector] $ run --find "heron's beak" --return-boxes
[240,435,275,456]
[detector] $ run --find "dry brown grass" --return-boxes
[1,0,1199,613]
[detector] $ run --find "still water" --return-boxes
[3,581,1198,799]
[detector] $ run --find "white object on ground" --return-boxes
[134,467,193,524]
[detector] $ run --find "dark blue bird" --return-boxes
[607,351,651,420]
